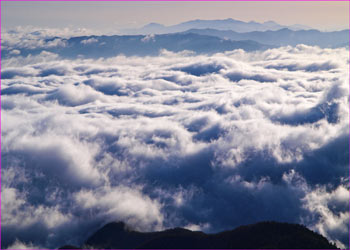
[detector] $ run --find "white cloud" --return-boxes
[44,84,103,106]
[302,185,349,249]
[7,239,40,249]
[1,26,95,51]
[74,185,164,231]
[141,34,155,42]
[9,49,21,55]
[81,38,98,45]
[1,42,349,249]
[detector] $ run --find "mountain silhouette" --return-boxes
[3,27,347,60]
[2,33,270,59]
[122,18,311,34]
[59,221,338,249]
[183,28,349,48]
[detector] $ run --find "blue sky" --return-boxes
[1,1,349,33]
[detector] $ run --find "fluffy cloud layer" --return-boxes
[1,26,96,52]
[1,44,349,248]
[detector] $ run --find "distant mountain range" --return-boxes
[122,18,312,34]
[3,29,348,60]
[59,221,338,249]
[2,19,348,59]
[2,33,271,59]
[183,28,349,48]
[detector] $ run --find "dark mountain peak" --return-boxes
[264,20,279,25]
[143,22,164,28]
[102,221,131,232]
[163,227,193,234]
[59,245,80,249]
[222,18,243,23]
[276,27,292,32]
[233,220,306,233]
[84,221,133,246]
[248,20,260,24]
[61,221,338,249]
[93,221,142,236]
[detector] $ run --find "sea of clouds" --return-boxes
[1,30,349,249]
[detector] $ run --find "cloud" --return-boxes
[266,61,338,72]
[2,84,45,96]
[225,71,276,82]
[6,239,40,249]
[141,34,155,43]
[44,38,67,48]
[9,49,21,55]
[44,84,103,106]
[1,41,349,249]
[81,38,98,45]
[302,185,349,249]
[173,62,224,76]
[74,185,164,231]
[39,65,72,77]
[1,67,38,79]
[1,26,96,51]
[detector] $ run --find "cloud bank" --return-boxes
[1,44,349,249]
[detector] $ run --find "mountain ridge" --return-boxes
[122,18,312,34]
[2,33,271,59]
[59,221,338,249]
[182,28,349,48]
[3,27,348,60]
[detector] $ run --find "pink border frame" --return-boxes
[0,1,349,249]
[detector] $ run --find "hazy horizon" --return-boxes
[1,1,349,34]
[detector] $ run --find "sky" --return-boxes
[1,1,349,33]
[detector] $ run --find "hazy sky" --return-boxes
[1,1,349,33]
